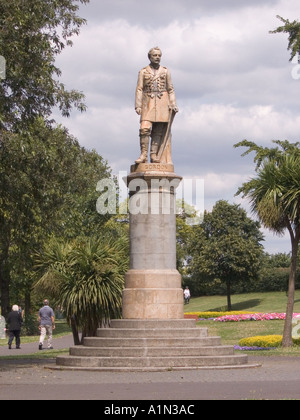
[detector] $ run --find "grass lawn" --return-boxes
[185,290,300,313]
[185,291,300,356]
[197,318,300,356]
[1,292,300,358]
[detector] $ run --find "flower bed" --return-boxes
[234,345,275,351]
[185,311,254,320]
[184,314,199,320]
[239,335,283,348]
[214,313,300,322]
[239,335,300,348]
[185,311,300,322]
[239,335,300,350]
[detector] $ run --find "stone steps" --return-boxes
[110,319,196,329]
[83,336,222,348]
[57,354,248,368]
[55,319,257,371]
[69,345,234,357]
[96,327,208,338]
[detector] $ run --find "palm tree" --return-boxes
[34,234,129,344]
[235,140,300,347]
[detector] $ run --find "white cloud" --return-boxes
[53,0,299,254]
[203,172,248,199]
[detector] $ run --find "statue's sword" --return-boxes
[157,108,176,161]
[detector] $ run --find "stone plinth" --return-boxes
[122,164,183,319]
[55,319,259,371]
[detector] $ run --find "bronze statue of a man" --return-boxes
[135,47,178,164]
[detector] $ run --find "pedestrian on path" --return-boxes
[38,299,55,350]
[7,305,23,349]
[183,286,191,304]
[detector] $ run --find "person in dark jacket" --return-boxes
[7,305,23,349]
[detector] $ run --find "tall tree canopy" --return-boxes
[0,0,89,131]
[188,200,264,310]
[0,0,96,316]
[235,140,300,347]
[0,119,111,317]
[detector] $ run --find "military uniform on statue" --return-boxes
[135,47,178,166]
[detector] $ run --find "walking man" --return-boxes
[38,299,55,350]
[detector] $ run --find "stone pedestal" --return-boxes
[122,163,184,319]
[54,162,257,371]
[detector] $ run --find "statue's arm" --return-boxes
[166,70,178,113]
[135,70,144,115]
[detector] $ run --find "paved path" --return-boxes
[0,334,73,357]
[0,350,300,400]
[1,335,300,400]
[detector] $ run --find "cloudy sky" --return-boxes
[54,0,300,254]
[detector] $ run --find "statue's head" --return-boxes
[148,47,162,65]
[148,47,162,59]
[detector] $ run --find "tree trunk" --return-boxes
[282,234,299,347]
[70,315,81,345]
[226,279,232,311]
[0,231,11,318]
[24,291,31,319]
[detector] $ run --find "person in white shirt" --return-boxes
[183,286,191,304]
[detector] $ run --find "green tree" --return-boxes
[176,200,199,276]
[188,200,264,310]
[235,140,300,347]
[266,252,292,268]
[270,15,300,61]
[0,119,111,317]
[34,233,128,344]
[0,0,89,131]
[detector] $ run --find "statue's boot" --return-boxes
[135,135,149,164]
[150,124,165,163]
[150,141,160,163]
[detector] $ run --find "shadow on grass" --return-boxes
[208,299,262,312]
